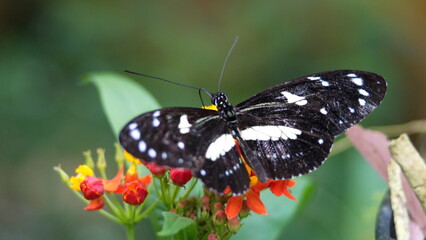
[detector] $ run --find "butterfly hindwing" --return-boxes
[235,70,386,180]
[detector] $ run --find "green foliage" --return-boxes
[83,72,161,137]
[158,212,197,239]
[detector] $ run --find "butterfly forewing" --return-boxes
[235,70,387,180]
[119,107,251,194]
[119,108,218,169]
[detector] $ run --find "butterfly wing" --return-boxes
[119,107,250,194]
[235,70,387,180]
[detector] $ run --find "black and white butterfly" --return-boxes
[119,70,387,195]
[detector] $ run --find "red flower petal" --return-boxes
[170,168,192,186]
[84,197,105,211]
[144,162,168,176]
[80,176,104,200]
[225,195,243,220]
[246,190,267,215]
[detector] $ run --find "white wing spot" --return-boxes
[351,78,364,86]
[358,98,366,106]
[308,76,321,80]
[349,107,355,113]
[295,99,307,106]
[205,134,235,161]
[161,152,167,159]
[128,122,138,130]
[178,115,192,134]
[339,120,343,124]
[152,118,160,127]
[347,73,357,77]
[130,129,141,140]
[320,107,328,115]
[178,158,184,164]
[148,148,157,158]
[358,89,369,96]
[200,169,206,176]
[281,91,307,106]
[241,125,302,141]
[321,80,330,86]
[177,141,185,149]
[318,138,324,144]
[153,111,160,117]
[138,141,147,152]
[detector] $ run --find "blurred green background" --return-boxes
[1,0,425,239]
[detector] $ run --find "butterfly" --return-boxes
[119,70,387,195]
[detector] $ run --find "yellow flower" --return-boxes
[124,151,142,165]
[69,164,95,190]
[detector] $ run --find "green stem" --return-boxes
[69,189,122,224]
[125,223,135,240]
[171,185,181,205]
[161,176,171,208]
[103,193,126,220]
[180,178,198,200]
[135,198,161,222]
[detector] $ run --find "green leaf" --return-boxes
[83,71,161,137]
[233,177,312,240]
[157,212,197,239]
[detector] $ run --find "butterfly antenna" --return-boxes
[218,36,239,92]
[124,70,212,97]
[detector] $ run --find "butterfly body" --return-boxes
[119,70,387,195]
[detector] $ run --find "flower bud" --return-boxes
[83,150,95,169]
[170,168,192,186]
[200,195,210,205]
[239,200,250,218]
[80,176,104,200]
[213,210,227,225]
[213,202,224,211]
[207,233,219,240]
[176,200,187,210]
[122,181,148,205]
[53,166,69,184]
[200,203,211,219]
[96,148,107,171]
[227,217,241,232]
[144,162,168,176]
[114,143,124,166]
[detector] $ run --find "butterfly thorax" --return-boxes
[212,92,237,128]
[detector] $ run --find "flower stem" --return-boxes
[125,223,135,240]
[135,198,161,222]
[180,178,198,200]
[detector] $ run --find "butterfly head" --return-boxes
[212,92,229,107]
[212,92,236,122]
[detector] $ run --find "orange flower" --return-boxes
[225,139,298,219]
[84,197,105,211]
[122,180,149,205]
